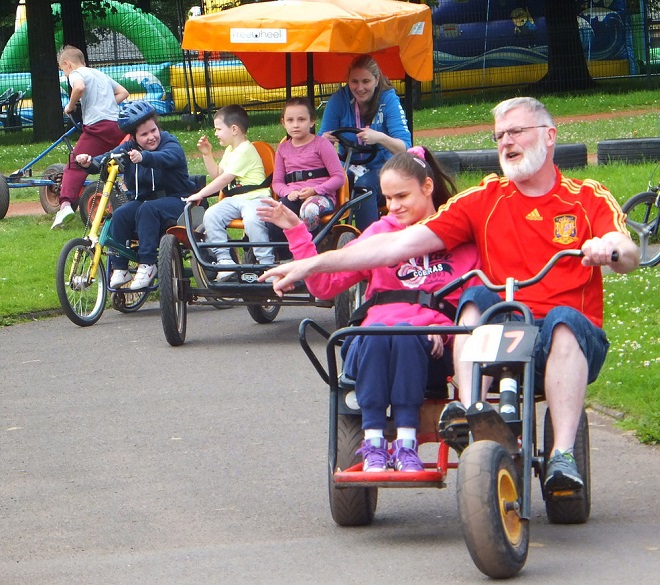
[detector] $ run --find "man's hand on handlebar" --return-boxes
[581,236,619,268]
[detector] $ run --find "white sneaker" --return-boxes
[213,259,237,282]
[130,264,157,290]
[51,205,75,229]
[109,269,132,288]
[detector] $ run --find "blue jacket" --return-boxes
[319,85,412,171]
[92,131,195,200]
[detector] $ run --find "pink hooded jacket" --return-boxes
[285,214,481,327]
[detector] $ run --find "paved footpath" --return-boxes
[0,304,658,584]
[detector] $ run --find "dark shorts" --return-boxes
[457,286,610,391]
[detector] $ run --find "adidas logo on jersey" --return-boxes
[526,208,543,221]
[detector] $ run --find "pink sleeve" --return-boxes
[284,222,367,300]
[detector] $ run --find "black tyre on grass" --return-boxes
[598,138,660,165]
[0,174,9,219]
[622,191,660,267]
[457,440,529,579]
[159,234,187,346]
[543,408,591,524]
[329,414,378,526]
[56,238,107,326]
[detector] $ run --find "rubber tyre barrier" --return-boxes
[449,143,588,174]
[432,150,461,178]
[553,143,588,169]
[597,138,660,165]
[455,148,502,174]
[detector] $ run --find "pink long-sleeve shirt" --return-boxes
[273,135,346,203]
[285,214,481,327]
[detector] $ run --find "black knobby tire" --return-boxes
[78,181,128,225]
[40,163,65,214]
[622,191,660,267]
[0,174,9,219]
[543,409,591,524]
[55,237,107,326]
[333,231,366,330]
[457,440,529,579]
[158,234,187,346]
[329,414,378,526]
[243,248,280,324]
[598,138,660,165]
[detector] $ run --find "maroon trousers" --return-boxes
[59,119,126,206]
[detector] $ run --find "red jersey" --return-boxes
[422,167,629,327]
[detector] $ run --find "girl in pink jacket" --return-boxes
[258,146,479,472]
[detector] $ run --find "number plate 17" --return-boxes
[460,323,539,363]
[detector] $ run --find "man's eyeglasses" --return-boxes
[492,125,548,143]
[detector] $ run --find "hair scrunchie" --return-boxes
[407,145,426,160]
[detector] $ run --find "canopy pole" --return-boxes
[286,53,292,100]
[404,74,414,138]
[307,53,315,108]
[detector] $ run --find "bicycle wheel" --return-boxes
[622,191,660,267]
[457,440,529,579]
[159,234,187,346]
[55,237,107,326]
[111,284,150,314]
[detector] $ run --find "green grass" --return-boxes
[2,88,659,443]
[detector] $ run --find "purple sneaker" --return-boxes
[391,439,424,472]
[356,437,389,472]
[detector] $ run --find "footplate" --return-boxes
[467,401,519,454]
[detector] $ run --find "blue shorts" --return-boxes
[457,286,610,391]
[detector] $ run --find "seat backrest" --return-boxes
[252,140,276,185]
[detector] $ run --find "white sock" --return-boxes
[364,429,384,442]
[396,427,417,441]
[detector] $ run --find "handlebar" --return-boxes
[431,248,618,304]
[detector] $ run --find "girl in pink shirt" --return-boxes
[268,98,346,253]
[259,146,480,472]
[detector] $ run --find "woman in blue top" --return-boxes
[320,54,412,231]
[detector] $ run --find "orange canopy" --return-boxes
[181,0,433,89]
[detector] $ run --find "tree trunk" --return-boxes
[26,0,64,141]
[60,0,87,61]
[533,0,595,91]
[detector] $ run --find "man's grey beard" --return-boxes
[499,137,548,182]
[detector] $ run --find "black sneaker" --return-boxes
[439,400,469,455]
[545,450,584,493]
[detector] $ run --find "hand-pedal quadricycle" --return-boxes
[157,130,379,346]
[55,152,155,326]
[299,249,595,579]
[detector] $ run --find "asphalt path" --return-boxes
[1,303,658,584]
